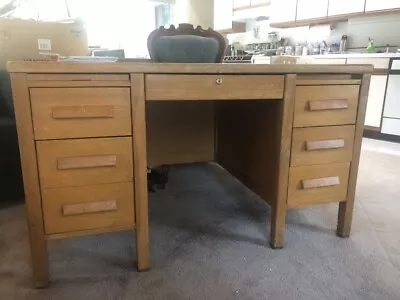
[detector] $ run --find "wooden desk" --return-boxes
[7,62,372,287]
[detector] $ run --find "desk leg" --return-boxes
[270,74,296,249]
[337,74,371,237]
[131,74,150,271]
[270,202,287,249]
[10,73,49,287]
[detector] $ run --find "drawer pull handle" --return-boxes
[216,78,223,85]
[52,105,114,119]
[301,176,340,189]
[57,155,117,170]
[308,99,349,111]
[306,139,345,151]
[62,200,117,216]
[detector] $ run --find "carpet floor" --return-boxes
[0,138,399,300]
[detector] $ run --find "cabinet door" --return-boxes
[270,0,297,23]
[383,75,400,118]
[365,0,400,12]
[233,0,251,9]
[250,0,270,5]
[214,0,233,31]
[365,75,388,128]
[296,0,328,20]
[328,0,365,16]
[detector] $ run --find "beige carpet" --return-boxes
[0,138,399,300]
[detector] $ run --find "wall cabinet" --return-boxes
[214,0,234,31]
[214,0,246,33]
[365,75,388,128]
[250,0,270,5]
[365,0,400,12]
[270,0,297,23]
[328,0,366,16]
[296,0,328,20]
[233,0,251,9]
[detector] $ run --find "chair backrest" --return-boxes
[147,23,226,63]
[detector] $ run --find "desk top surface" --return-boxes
[7,61,373,74]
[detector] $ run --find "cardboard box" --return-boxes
[0,18,88,68]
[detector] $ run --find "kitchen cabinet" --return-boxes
[365,75,388,128]
[383,74,400,119]
[270,0,297,23]
[250,0,270,5]
[328,0,365,16]
[365,0,400,12]
[214,0,234,31]
[214,0,246,33]
[296,0,328,20]
[233,0,250,9]
[346,58,390,69]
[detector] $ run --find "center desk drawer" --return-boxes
[42,182,134,234]
[294,85,360,127]
[145,75,284,100]
[30,87,132,140]
[291,125,355,166]
[36,137,133,189]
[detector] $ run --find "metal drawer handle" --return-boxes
[301,176,340,189]
[308,99,349,111]
[306,139,345,151]
[52,105,114,119]
[62,200,117,216]
[216,78,223,85]
[57,155,117,170]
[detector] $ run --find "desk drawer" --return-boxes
[42,182,134,234]
[36,137,133,189]
[291,125,355,166]
[294,85,360,127]
[287,162,350,208]
[145,75,284,100]
[30,87,132,140]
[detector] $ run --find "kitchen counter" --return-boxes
[308,53,400,59]
[253,53,400,60]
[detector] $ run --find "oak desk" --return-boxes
[7,62,373,287]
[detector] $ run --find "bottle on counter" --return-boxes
[367,38,376,53]
[339,35,348,53]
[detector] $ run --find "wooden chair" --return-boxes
[147,23,226,63]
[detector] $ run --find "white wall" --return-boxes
[229,13,400,51]
[174,0,214,28]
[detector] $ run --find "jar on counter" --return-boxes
[276,46,285,56]
[285,46,294,56]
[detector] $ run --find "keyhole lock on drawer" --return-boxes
[216,78,223,85]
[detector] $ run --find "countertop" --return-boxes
[7,61,373,74]
[308,53,400,59]
[253,53,400,60]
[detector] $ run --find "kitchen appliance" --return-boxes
[381,58,400,136]
[223,55,253,64]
